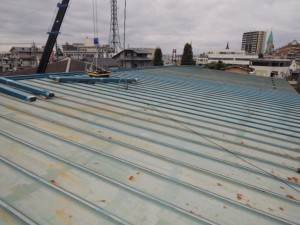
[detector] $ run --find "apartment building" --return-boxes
[62,37,114,60]
[241,31,266,55]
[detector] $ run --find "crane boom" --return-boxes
[36,0,70,74]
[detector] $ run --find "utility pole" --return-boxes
[109,0,121,54]
[32,41,37,66]
[172,49,177,64]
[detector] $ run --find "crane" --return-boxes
[36,0,70,74]
[36,0,111,77]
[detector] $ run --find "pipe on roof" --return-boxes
[0,84,37,102]
[6,72,85,81]
[49,76,139,84]
[0,78,54,98]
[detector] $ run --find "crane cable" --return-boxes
[93,0,98,38]
[118,0,128,89]
[92,0,100,69]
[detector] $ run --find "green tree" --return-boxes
[216,60,226,70]
[153,48,164,66]
[258,53,264,59]
[181,43,196,65]
[205,60,226,70]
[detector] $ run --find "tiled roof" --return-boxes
[10,47,43,53]
[0,66,299,224]
[6,59,90,76]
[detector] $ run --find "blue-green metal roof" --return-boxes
[1,67,300,225]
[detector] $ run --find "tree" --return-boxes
[205,60,226,70]
[258,53,264,59]
[153,48,164,66]
[181,43,196,65]
[216,60,226,70]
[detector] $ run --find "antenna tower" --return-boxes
[109,0,121,54]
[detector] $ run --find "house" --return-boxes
[0,66,299,224]
[6,58,85,76]
[271,40,300,59]
[5,57,119,76]
[9,46,43,70]
[81,57,119,70]
[112,48,155,68]
[290,60,300,72]
[0,52,13,73]
[291,68,300,81]
[195,53,208,66]
[250,59,291,78]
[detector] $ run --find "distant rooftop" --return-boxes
[10,46,43,53]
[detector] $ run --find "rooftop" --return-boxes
[10,46,43,53]
[1,66,300,224]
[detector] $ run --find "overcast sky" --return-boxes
[0,0,299,55]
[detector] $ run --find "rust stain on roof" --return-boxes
[236,194,245,201]
[287,177,299,183]
[55,209,73,225]
[129,176,136,181]
[286,195,300,201]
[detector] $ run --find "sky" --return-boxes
[0,0,300,55]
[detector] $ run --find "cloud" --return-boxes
[0,0,299,54]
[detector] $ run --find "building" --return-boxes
[6,57,118,76]
[62,37,114,60]
[207,49,258,65]
[0,67,299,224]
[6,58,89,76]
[290,59,300,72]
[224,65,254,74]
[291,68,300,81]
[289,68,300,93]
[241,31,266,54]
[271,40,300,60]
[195,53,208,66]
[162,54,172,65]
[112,48,155,68]
[9,46,43,70]
[0,52,13,73]
[250,59,291,78]
[86,58,119,70]
[265,31,275,55]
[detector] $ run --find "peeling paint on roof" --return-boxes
[0,67,300,225]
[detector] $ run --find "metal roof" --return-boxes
[1,66,300,225]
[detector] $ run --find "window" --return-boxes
[208,57,234,61]
[236,58,250,61]
[251,60,290,67]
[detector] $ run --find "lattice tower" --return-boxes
[109,0,121,53]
